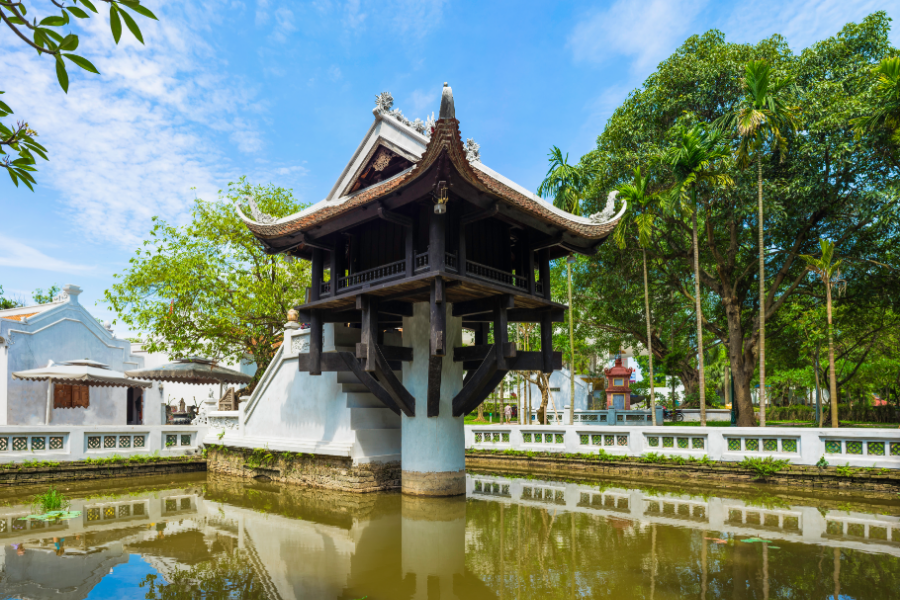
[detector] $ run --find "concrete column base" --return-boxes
[401,468,466,496]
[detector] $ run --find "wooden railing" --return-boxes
[338,259,406,291]
[467,260,528,290]
[414,252,429,272]
[445,253,458,272]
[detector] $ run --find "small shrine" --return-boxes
[604,356,633,410]
[239,83,625,495]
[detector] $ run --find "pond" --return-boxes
[0,471,897,599]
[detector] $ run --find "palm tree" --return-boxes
[801,239,846,428]
[716,60,800,427]
[663,123,732,426]
[538,146,597,425]
[613,167,660,425]
[853,57,900,145]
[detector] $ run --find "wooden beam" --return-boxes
[427,355,442,417]
[451,295,515,317]
[538,248,552,301]
[462,351,562,372]
[560,241,597,256]
[336,352,402,416]
[356,343,412,362]
[298,232,333,252]
[458,211,467,277]
[360,295,378,372]
[405,224,415,279]
[372,344,415,417]
[453,343,516,362]
[541,310,554,374]
[531,235,563,252]
[431,277,446,357]
[297,352,352,372]
[461,369,508,416]
[309,311,322,376]
[377,206,413,229]
[460,204,498,225]
[462,308,565,324]
[429,203,446,272]
[451,345,499,416]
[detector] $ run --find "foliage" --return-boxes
[104,179,310,386]
[816,456,829,468]
[835,463,857,477]
[739,456,790,479]
[29,486,69,514]
[244,448,275,470]
[569,13,900,427]
[0,285,23,309]
[536,146,597,215]
[0,0,157,189]
[31,284,60,305]
[140,550,268,599]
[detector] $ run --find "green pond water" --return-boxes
[0,471,897,599]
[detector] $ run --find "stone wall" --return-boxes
[466,451,900,494]
[205,447,401,493]
[0,458,206,487]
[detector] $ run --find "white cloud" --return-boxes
[255,0,270,25]
[720,0,898,50]
[408,88,438,115]
[273,5,297,42]
[0,236,96,274]
[328,65,343,82]
[569,0,708,72]
[0,2,271,248]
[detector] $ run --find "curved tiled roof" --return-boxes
[239,103,624,244]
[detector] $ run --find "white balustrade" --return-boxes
[466,425,900,468]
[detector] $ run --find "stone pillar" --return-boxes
[401,303,465,496]
[401,495,466,597]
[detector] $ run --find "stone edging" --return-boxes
[0,459,207,486]
[465,452,900,493]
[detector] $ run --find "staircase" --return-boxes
[336,344,402,463]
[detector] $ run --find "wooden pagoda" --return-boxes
[240,84,624,421]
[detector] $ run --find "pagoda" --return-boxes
[240,84,624,495]
[604,356,634,410]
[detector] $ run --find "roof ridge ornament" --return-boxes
[439,82,455,120]
[464,138,481,163]
[246,196,277,225]
[588,190,619,224]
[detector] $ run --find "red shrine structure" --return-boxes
[604,356,633,410]
[239,83,625,495]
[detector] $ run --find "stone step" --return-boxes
[337,368,403,385]
[346,392,385,408]
[350,407,401,430]
[340,382,369,393]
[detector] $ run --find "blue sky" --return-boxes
[1,0,898,333]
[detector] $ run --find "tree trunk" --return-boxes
[692,199,707,425]
[644,249,657,426]
[534,373,551,424]
[758,158,766,427]
[476,401,485,422]
[827,283,839,428]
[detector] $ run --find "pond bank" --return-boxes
[465,450,900,495]
[0,457,206,486]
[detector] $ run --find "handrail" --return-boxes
[467,260,528,290]
[414,252,429,272]
[338,259,406,290]
[445,253,458,273]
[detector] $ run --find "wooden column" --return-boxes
[431,276,446,357]
[429,207,446,272]
[405,224,414,278]
[526,233,536,296]
[309,310,322,376]
[494,295,509,370]
[458,213,467,276]
[539,249,551,300]
[310,248,323,302]
[541,310,553,374]
[332,240,345,296]
[358,295,378,372]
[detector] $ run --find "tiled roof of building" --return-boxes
[0,311,39,322]
[238,87,625,245]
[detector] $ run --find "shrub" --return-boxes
[740,456,790,480]
[30,487,70,514]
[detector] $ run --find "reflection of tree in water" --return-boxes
[140,550,268,599]
[464,499,900,599]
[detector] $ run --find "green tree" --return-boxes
[32,284,60,304]
[577,13,899,427]
[801,239,846,428]
[613,167,660,424]
[852,56,900,167]
[104,179,310,386]
[715,60,801,427]
[0,0,157,189]
[662,122,733,426]
[0,285,23,309]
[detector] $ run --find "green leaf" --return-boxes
[7,169,19,187]
[40,16,67,27]
[110,5,122,44]
[17,171,35,191]
[0,100,11,114]
[6,16,26,25]
[118,9,144,44]
[55,59,69,93]
[120,1,158,20]
[66,6,90,19]
[79,0,99,14]
[60,34,79,52]
[63,53,100,74]
[42,28,64,44]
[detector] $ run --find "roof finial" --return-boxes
[439,82,455,120]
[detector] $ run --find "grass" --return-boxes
[30,487,70,514]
